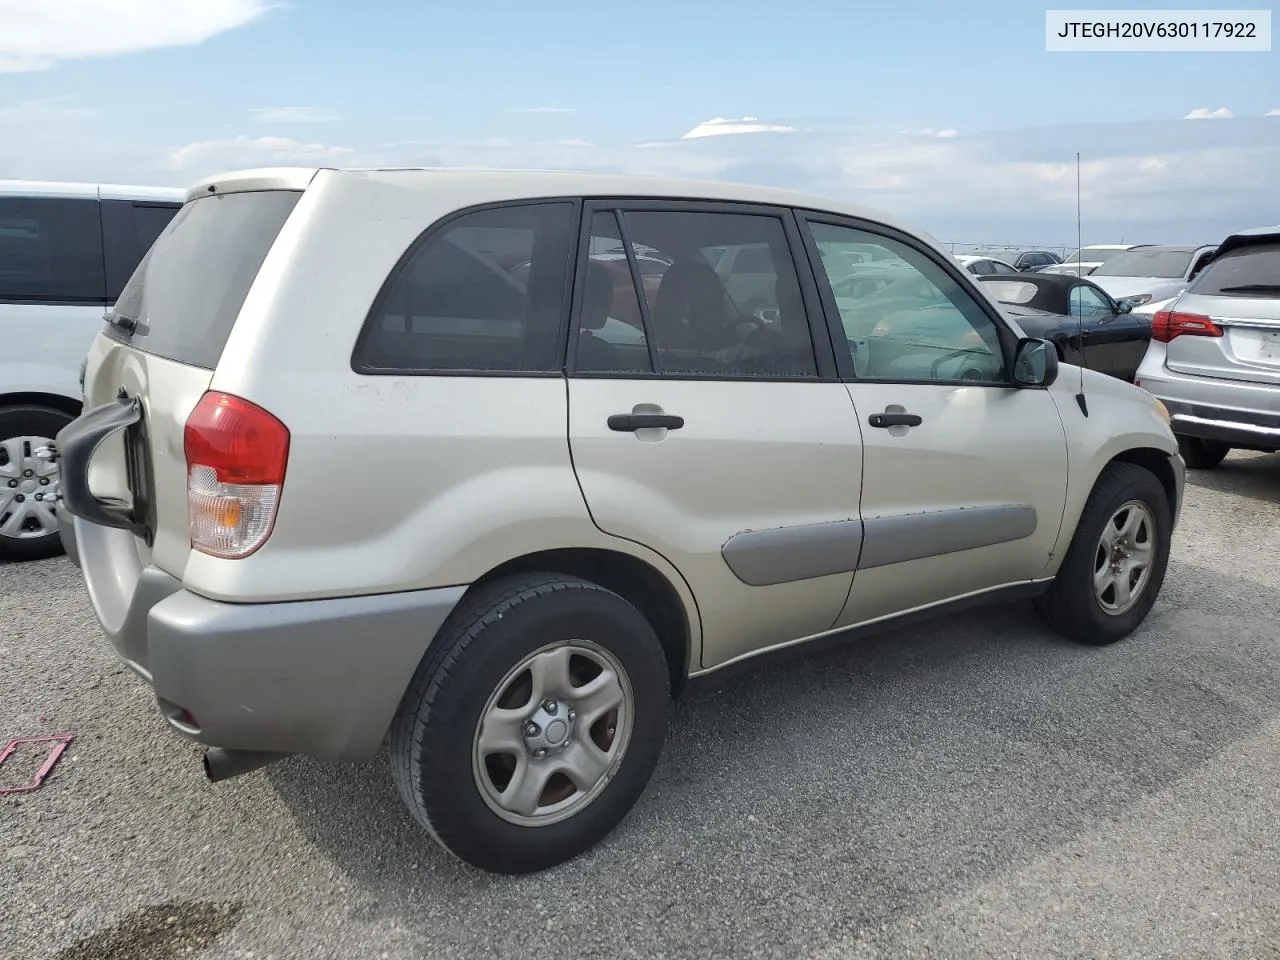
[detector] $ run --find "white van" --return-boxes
[0,179,183,561]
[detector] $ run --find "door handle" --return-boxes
[608,413,684,432]
[868,411,922,429]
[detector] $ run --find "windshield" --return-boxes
[1092,248,1193,278]
[1065,246,1125,264]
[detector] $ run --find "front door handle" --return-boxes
[868,411,922,429]
[608,413,685,432]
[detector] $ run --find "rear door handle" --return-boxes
[868,412,922,428]
[608,413,685,432]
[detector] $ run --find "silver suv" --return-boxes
[55,167,1184,874]
[1135,225,1280,467]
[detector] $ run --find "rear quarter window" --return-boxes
[0,197,106,303]
[353,201,576,374]
[107,190,301,369]
[1190,243,1280,297]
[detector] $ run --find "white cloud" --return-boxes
[1184,106,1233,119]
[165,134,354,171]
[252,106,338,124]
[520,106,575,114]
[1267,108,1280,117]
[557,138,593,148]
[0,0,272,72]
[935,129,959,138]
[681,116,797,139]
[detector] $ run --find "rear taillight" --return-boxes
[1151,310,1224,343]
[183,391,290,559]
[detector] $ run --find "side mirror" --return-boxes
[1012,337,1059,388]
[1116,300,1134,314]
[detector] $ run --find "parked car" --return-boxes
[1089,244,1219,307]
[954,254,1019,276]
[971,248,1064,272]
[975,272,1152,382]
[55,166,1183,875]
[1041,244,1145,277]
[0,179,183,561]
[1134,224,1280,468]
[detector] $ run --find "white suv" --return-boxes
[0,179,183,560]
[55,167,1184,874]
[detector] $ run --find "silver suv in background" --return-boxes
[1135,225,1280,468]
[0,179,183,560]
[56,167,1182,875]
[1089,244,1218,309]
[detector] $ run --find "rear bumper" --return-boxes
[1137,348,1280,452]
[62,516,465,761]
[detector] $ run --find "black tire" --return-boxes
[0,404,74,563]
[1034,462,1172,646]
[389,572,671,874]
[1177,435,1230,470]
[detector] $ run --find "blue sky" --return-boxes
[2,0,1277,246]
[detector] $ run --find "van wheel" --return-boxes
[0,405,73,562]
[390,573,671,874]
[1177,436,1229,470]
[1034,462,1172,646]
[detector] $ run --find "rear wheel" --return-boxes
[390,572,671,874]
[1177,435,1230,470]
[0,405,72,562]
[1034,462,1172,646]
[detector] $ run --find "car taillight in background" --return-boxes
[183,391,290,559]
[1150,310,1224,343]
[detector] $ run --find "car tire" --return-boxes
[1177,435,1230,470]
[1033,462,1172,646]
[389,572,671,874]
[0,404,73,563]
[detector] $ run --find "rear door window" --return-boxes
[107,190,301,369]
[0,197,106,303]
[1190,243,1280,297]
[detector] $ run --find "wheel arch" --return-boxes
[1108,446,1180,521]
[0,391,84,420]
[468,547,696,697]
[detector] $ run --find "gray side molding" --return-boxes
[859,504,1037,569]
[722,518,864,586]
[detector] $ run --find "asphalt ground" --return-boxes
[3,451,1278,960]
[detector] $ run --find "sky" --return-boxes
[1,0,1277,248]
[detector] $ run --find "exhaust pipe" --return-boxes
[202,747,290,783]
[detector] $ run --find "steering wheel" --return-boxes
[930,348,991,380]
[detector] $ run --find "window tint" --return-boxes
[132,204,180,251]
[968,259,994,275]
[1092,247,1194,279]
[108,190,300,369]
[602,209,817,378]
[0,197,105,302]
[808,222,1007,383]
[989,260,1018,275]
[574,211,654,373]
[1070,284,1112,317]
[1190,243,1280,297]
[101,200,182,300]
[357,202,575,374]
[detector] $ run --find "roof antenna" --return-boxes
[1074,151,1089,417]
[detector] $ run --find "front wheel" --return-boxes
[390,573,671,874]
[1177,435,1230,470]
[1034,462,1172,646]
[0,405,73,562]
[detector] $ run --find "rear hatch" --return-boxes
[77,186,302,578]
[1162,241,1280,387]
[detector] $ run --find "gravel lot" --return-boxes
[3,452,1279,960]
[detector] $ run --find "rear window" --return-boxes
[980,280,1039,304]
[0,197,106,303]
[1190,243,1280,297]
[106,190,301,369]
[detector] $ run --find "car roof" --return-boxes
[977,271,1086,291]
[0,179,186,202]
[185,165,930,240]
